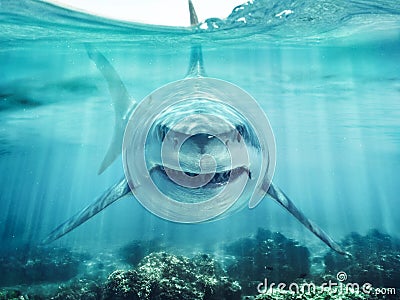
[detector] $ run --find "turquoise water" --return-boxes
[0,0,400,295]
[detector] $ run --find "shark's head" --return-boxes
[123,77,276,223]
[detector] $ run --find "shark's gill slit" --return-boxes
[44,0,348,256]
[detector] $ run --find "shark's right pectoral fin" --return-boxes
[86,45,137,174]
[42,177,131,244]
[265,182,350,256]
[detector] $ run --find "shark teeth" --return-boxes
[155,165,251,187]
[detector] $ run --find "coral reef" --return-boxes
[103,270,139,299]
[49,278,102,300]
[1,228,399,299]
[225,228,310,294]
[0,289,28,300]
[0,278,101,300]
[104,252,241,300]
[0,246,89,287]
[323,229,400,288]
[118,239,164,266]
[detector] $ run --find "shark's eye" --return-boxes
[157,124,169,142]
[236,124,244,136]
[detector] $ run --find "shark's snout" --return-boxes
[190,133,213,154]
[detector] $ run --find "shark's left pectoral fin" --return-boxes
[264,182,349,255]
[86,46,137,174]
[97,121,126,175]
[42,177,131,244]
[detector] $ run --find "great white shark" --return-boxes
[43,1,348,255]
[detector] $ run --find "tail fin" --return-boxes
[42,178,130,244]
[186,0,206,78]
[86,46,136,174]
[266,183,350,255]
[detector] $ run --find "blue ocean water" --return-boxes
[0,0,400,295]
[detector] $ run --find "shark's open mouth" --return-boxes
[151,164,251,189]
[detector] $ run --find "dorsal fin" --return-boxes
[188,0,199,25]
[186,0,206,78]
